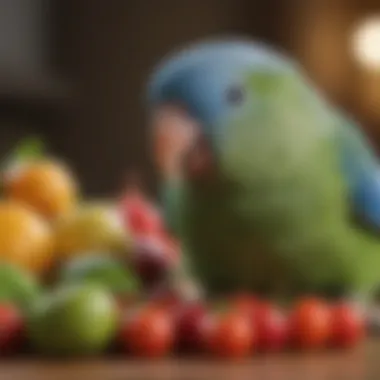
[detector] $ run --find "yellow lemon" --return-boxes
[55,202,131,258]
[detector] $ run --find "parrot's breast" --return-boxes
[179,141,360,296]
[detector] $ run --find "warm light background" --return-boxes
[1,0,380,196]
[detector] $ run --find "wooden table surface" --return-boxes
[1,340,378,380]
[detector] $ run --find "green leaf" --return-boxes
[0,137,46,180]
[0,262,42,313]
[12,137,45,162]
[60,255,141,296]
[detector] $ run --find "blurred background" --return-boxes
[1,0,380,196]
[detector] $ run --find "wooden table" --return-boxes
[1,340,378,380]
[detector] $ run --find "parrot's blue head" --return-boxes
[146,38,325,183]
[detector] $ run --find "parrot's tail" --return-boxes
[350,228,380,297]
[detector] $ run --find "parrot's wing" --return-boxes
[337,115,380,229]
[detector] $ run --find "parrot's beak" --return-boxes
[182,134,216,181]
[150,104,215,181]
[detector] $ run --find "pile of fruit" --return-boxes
[0,140,366,359]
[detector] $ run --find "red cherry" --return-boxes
[289,298,331,350]
[120,305,174,358]
[329,302,365,348]
[120,192,163,237]
[175,302,207,353]
[0,304,25,355]
[131,237,172,288]
[203,308,254,359]
[254,303,289,352]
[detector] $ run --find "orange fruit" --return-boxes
[0,201,54,274]
[4,160,78,220]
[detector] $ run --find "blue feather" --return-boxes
[338,116,380,228]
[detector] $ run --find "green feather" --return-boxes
[163,68,380,300]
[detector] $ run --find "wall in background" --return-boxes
[285,0,380,143]
[2,0,380,195]
[47,0,286,196]
[0,0,64,170]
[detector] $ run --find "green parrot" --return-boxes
[146,38,380,304]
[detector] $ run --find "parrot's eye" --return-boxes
[226,85,245,105]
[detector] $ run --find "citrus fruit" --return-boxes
[54,202,131,259]
[5,159,78,220]
[0,202,54,274]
